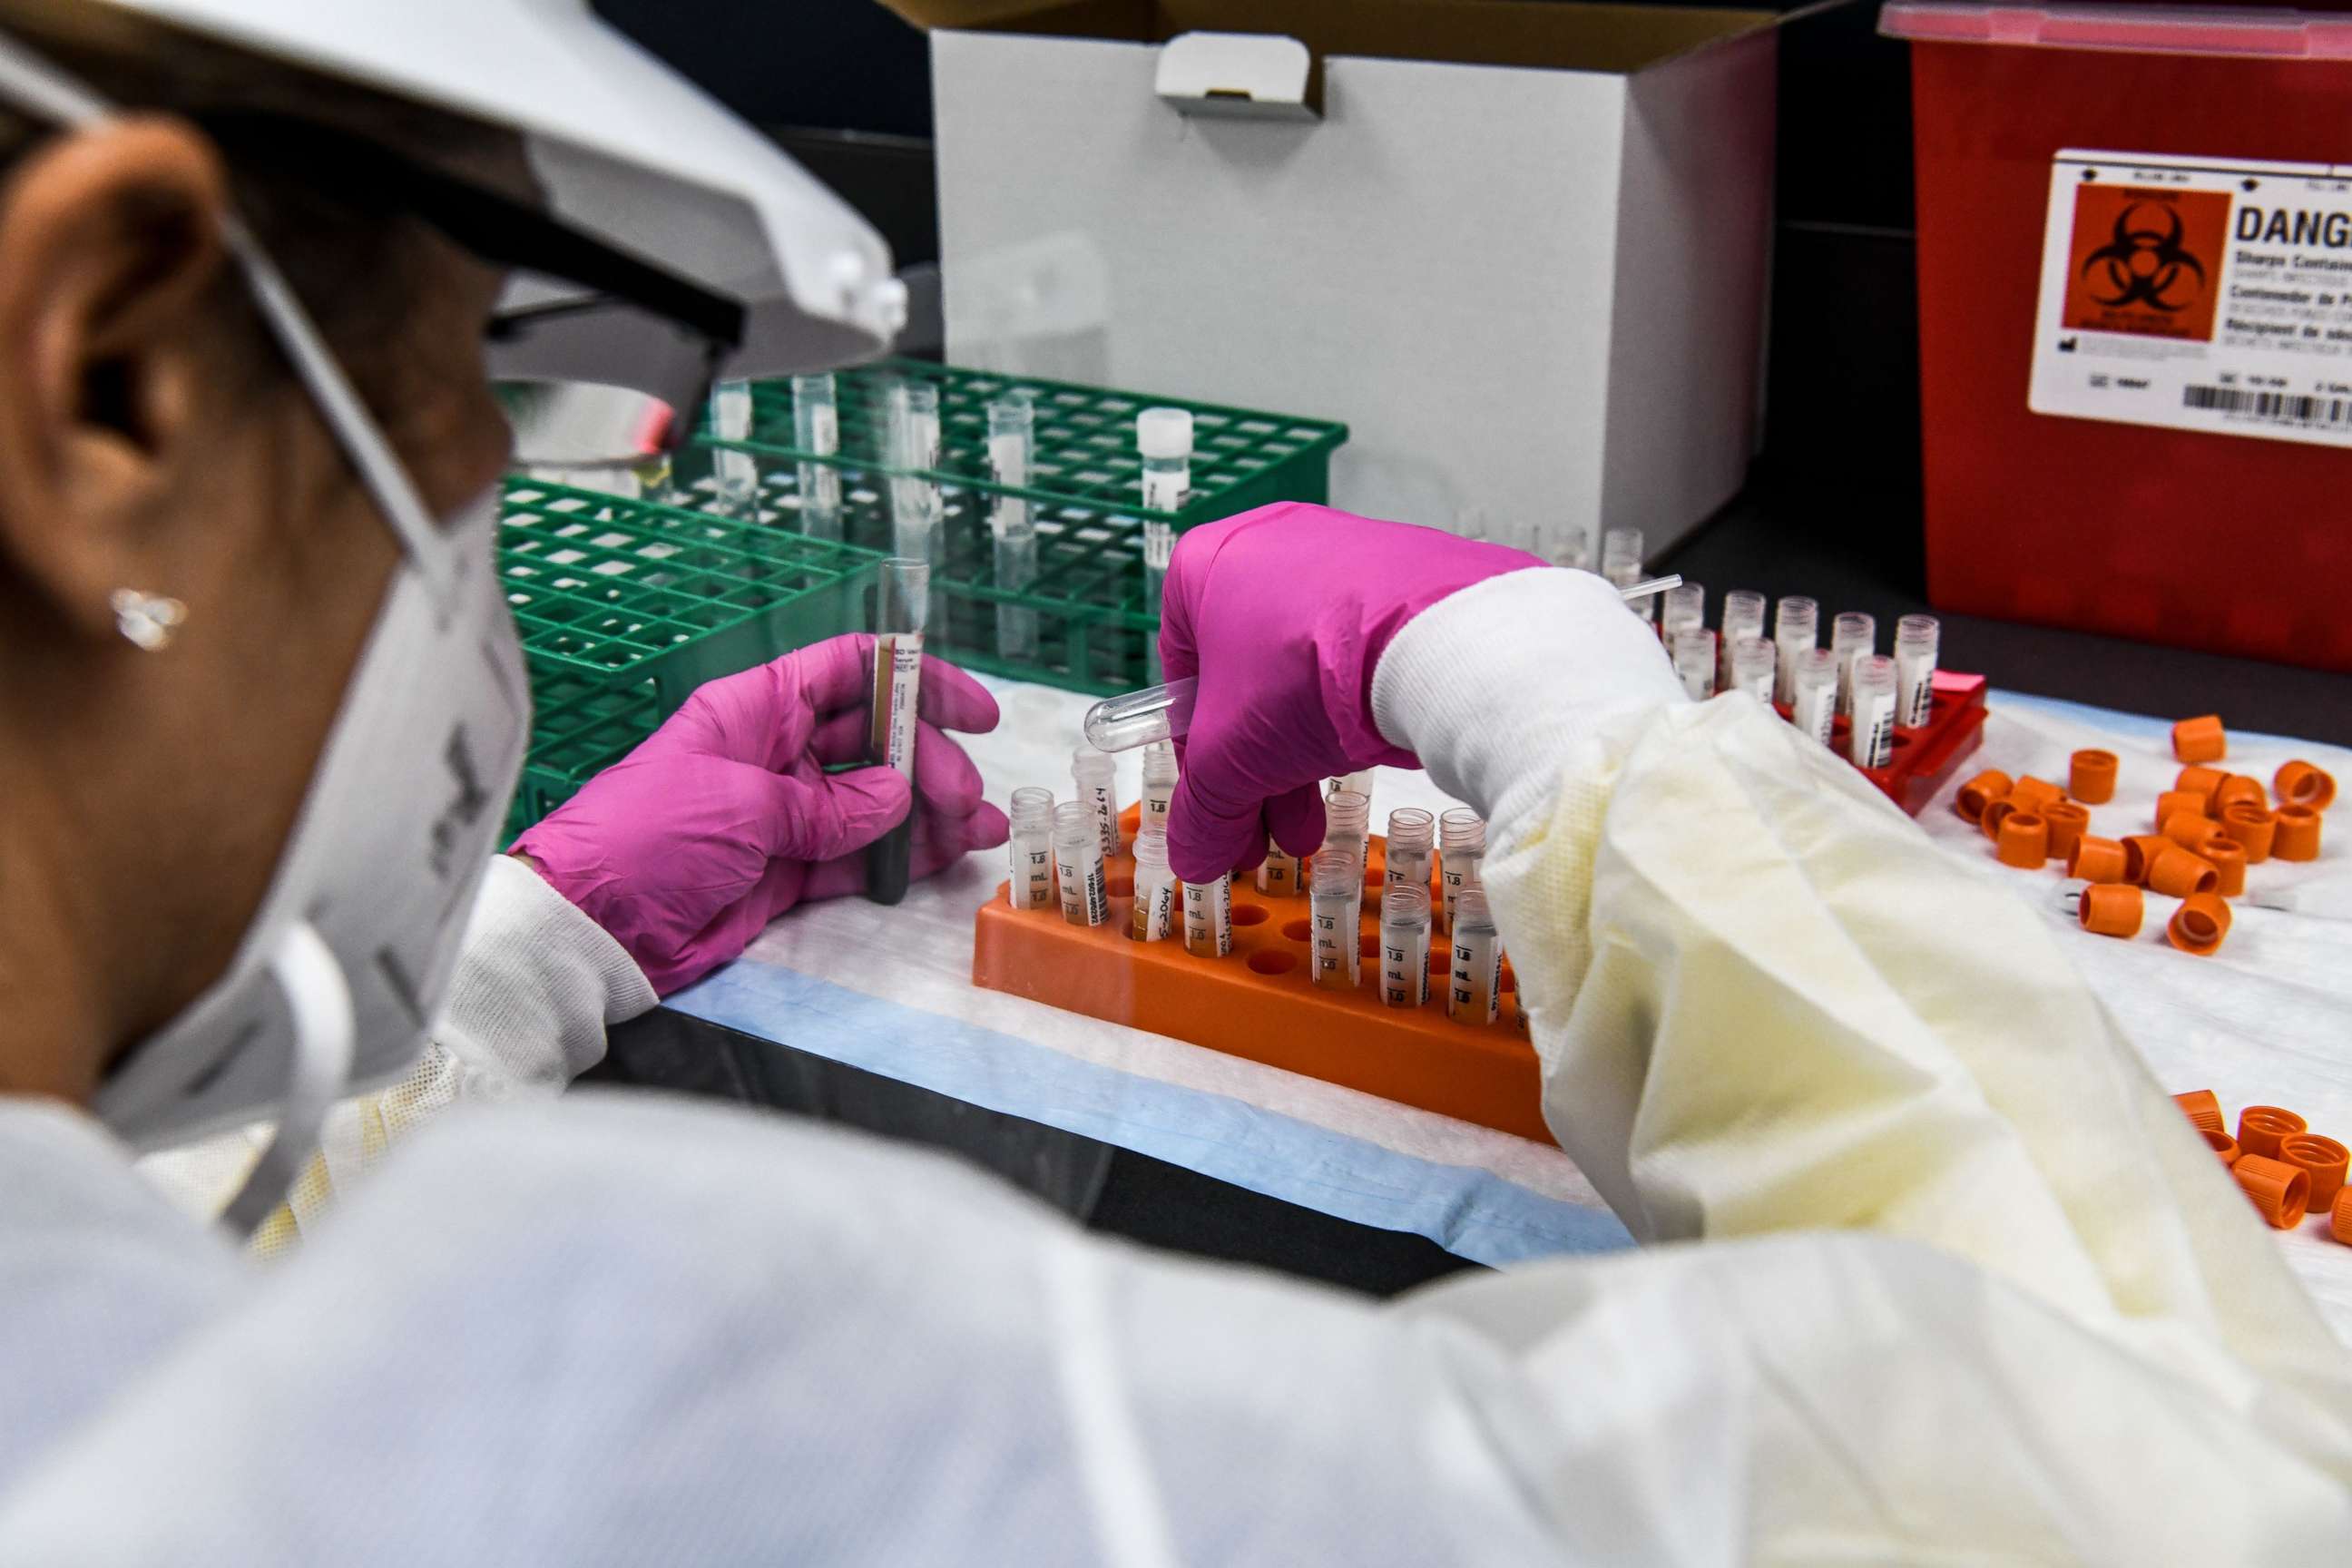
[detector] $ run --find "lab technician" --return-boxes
[1,2,2346,1562]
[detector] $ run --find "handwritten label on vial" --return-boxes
[871,635,923,780]
[1184,876,1232,956]
[1132,878,1177,941]
[1449,931,1502,1024]
[1084,783,1120,860]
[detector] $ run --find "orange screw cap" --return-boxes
[2275,760,2337,811]
[2175,763,2228,800]
[2210,775,2266,817]
[2161,811,2225,854]
[2171,714,2226,764]
[2040,800,2090,862]
[1995,811,2051,868]
[1955,769,2011,823]
[2335,1188,2352,1247]
[2069,749,2118,803]
[2205,1129,2240,1166]
[2220,804,2277,863]
[2166,891,2230,954]
[2233,1154,2309,1229]
[1981,797,2020,841]
[2154,789,2211,829]
[2281,1134,2351,1214]
[2077,883,2142,938]
[2238,1106,2308,1161]
[2172,1089,2225,1133]
[2203,838,2247,897]
[2147,848,2220,900]
[2274,805,2323,862]
[2122,835,2171,885]
[2069,836,2129,884]
[2007,776,2064,813]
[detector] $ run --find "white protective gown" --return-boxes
[1,567,2346,1563]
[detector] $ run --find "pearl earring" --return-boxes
[111,589,187,652]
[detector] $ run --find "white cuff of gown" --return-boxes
[433,855,659,1093]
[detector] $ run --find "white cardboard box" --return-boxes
[904,1,1780,558]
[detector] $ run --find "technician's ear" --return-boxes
[0,115,230,641]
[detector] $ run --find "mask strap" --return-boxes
[220,923,357,1237]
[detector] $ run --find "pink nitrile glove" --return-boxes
[1158,504,1544,884]
[512,634,1009,995]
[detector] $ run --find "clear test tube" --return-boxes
[1379,885,1433,1008]
[1671,627,1718,701]
[1448,888,1503,1026]
[1052,801,1108,927]
[1772,595,1819,707]
[1142,519,1174,686]
[988,394,1038,662]
[1257,838,1303,897]
[1138,407,1194,513]
[1602,526,1651,624]
[1661,581,1705,642]
[1720,589,1767,691]
[1324,788,1372,868]
[1895,613,1940,730]
[1848,653,1900,769]
[1831,612,1877,718]
[710,378,758,518]
[1544,523,1594,573]
[1139,740,1178,839]
[1006,787,1056,911]
[791,372,841,539]
[1183,871,1233,958]
[887,379,943,567]
[1386,808,1436,890]
[1071,746,1121,861]
[1730,634,1778,704]
[1438,808,1485,929]
[1083,679,1195,753]
[1308,851,1363,990]
[1789,647,1839,748]
[1131,832,1179,943]
[864,558,927,906]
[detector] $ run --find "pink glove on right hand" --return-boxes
[1159,503,1542,883]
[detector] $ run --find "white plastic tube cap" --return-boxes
[1137,407,1195,459]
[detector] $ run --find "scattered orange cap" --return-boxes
[2203,838,2247,897]
[1996,810,2051,868]
[1955,769,2012,824]
[2281,1133,2351,1214]
[1981,797,2019,841]
[2233,1154,2309,1229]
[2336,1187,2352,1247]
[2210,775,2266,817]
[2238,1105,2308,1161]
[2161,811,2225,854]
[2220,804,2277,864]
[2166,890,2231,955]
[2147,847,2220,900]
[2171,714,2226,764]
[2078,882,2143,938]
[2008,776,2064,813]
[2176,763,2228,800]
[2275,760,2337,812]
[2172,1088,2224,1132]
[2069,749,2119,804]
[2274,804,2323,862]
[2122,834,2171,885]
[2154,789,2211,829]
[2069,836,2129,884]
[2041,800,2091,862]
[2206,1129,2241,1166]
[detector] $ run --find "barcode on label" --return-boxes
[2182,386,2352,427]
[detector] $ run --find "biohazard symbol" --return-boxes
[2081,203,2206,312]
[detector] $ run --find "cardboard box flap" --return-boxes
[886,0,1777,77]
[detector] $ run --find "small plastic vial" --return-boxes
[988,395,1038,661]
[1385,808,1436,891]
[1308,852,1363,990]
[1142,519,1174,686]
[1544,523,1594,573]
[1447,888,1503,1025]
[710,379,758,518]
[1324,788,1372,868]
[1789,647,1840,748]
[1831,612,1877,718]
[1661,581,1706,641]
[1140,740,1178,839]
[791,372,841,539]
[1130,831,1178,942]
[1438,808,1486,929]
[1258,838,1303,897]
[1772,595,1819,707]
[1183,870,1233,957]
[1730,634,1777,704]
[1848,653,1900,769]
[1895,612,1940,730]
[1137,407,1194,513]
[1006,786,1056,911]
[1072,746,1121,860]
[1720,589,1767,691]
[1052,801,1108,927]
[887,379,943,566]
[1380,885,1433,1008]
[1602,527,1651,624]
[1671,626,1719,701]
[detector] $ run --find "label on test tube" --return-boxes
[1896,650,1936,729]
[1440,859,1480,930]
[1132,878,1177,942]
[1183,875,1232,957]
[1381,926,1430,1008]
[1084,784,1119,860]
[1851,684,1897,769]
[1449,929,1502,1025]
[1310,904,1357,987]
[869,634,922,782]
[1142,467,1186,513]
[1016,841,1054,910]
[1792,680,1838,749]
[1259,847,1300,896]
[1143,780,1173,836]
[989,432,1029,488]
[1056,847,1107,926]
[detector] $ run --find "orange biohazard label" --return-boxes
[2060,183,2231,342]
